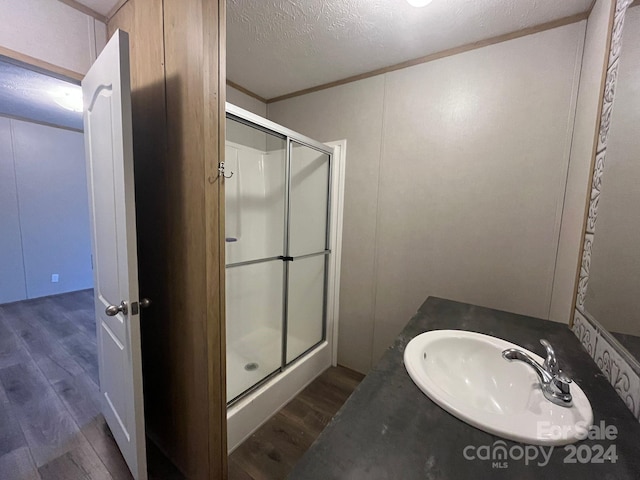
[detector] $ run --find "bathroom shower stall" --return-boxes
[225,103,342,451]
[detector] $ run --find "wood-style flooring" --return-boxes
[0,290,182,480]
[228,365,365,480]
[0,290,364,479]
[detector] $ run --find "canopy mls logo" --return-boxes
[463,441,554,468]
[462,421,619,469]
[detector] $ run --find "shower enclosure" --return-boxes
[224,104,333,408]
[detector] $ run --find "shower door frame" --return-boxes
[225,102,335,404]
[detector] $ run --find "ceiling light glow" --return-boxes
[50,86,83,112]
[406,0,433,6]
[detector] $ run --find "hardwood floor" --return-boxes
[0,290,182,480]
[228,366,365,480]
[0,291,364,479]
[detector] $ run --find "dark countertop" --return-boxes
[289,297,640,479]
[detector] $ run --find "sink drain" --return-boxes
[244,362,259,371]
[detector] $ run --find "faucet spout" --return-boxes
[502,340,573,408]
[502,348,553,384]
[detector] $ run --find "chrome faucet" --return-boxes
[502,339,573,407]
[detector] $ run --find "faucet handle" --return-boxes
[548,370,573,405]
[553,371,572,394]
[540,339,559,375]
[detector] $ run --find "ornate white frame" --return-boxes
[572,0,640,421]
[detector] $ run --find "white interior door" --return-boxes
[82,29,147,480]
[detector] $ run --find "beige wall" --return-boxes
[269,76,385,373]
[269,22,587,373]
[0,0,107,75]
[228,85,267,117]
[550,0,614,323]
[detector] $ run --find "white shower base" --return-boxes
[227,338,331,453]
[227,326,309,402]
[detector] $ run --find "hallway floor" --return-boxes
[0,290,181,480]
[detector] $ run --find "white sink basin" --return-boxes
[404,330,593,445]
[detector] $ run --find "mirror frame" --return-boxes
[571,0,640,419]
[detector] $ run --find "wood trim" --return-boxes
[208,0,228,475]
[162,0,227,476]
[569,0,617,328]
[227,80,267,104]
[158,0,214,471]
[267,11,589,104]
[0,113,83,133]
[56,0,107,23]
[106,0,130,21]
[0,45,83,82]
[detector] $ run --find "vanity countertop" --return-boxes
[288,297,640,479]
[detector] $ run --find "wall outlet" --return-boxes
[51,274,59,283]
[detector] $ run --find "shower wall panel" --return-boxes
[225,143,285,265]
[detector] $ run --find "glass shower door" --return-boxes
[226,261,283,401]
[284,141,331,363]
[225,117,286,402]
[225,112,333,402]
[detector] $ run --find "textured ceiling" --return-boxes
[228,0,593,100]
[72,0,120,16]
[0,59,83,130]
[71,0,594,100]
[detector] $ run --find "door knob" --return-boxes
[140,298,151,308]
[105,301,128,316]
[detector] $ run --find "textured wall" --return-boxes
[0,1,102,300]
[0,0,107,75]
[269,22,586,373]
[0,118,93,302]
[269,76,384,372]
[227,85,267,117]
